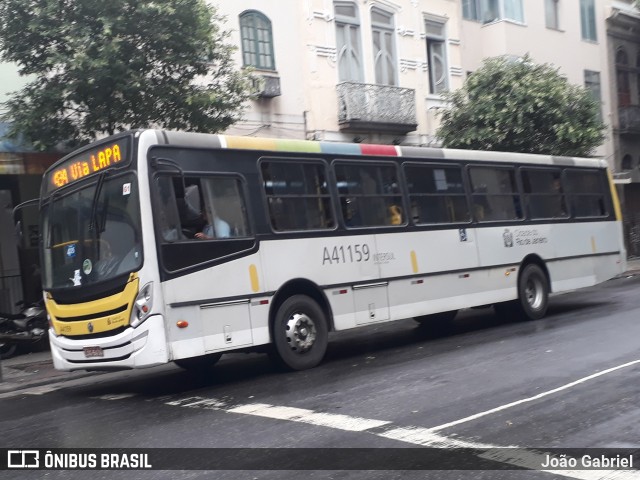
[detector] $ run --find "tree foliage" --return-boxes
[437,56,605,157]
[0,0,251,150]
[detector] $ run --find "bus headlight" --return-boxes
[131,282,153,328]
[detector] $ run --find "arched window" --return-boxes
[335,2,364,82]
[616,48,630,107]
[371,7,397,86]
[622,154,632,171]
[239,11,275,70]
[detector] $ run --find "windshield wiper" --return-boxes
[87,171,108,258]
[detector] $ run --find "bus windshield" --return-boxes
[41,172,143,290]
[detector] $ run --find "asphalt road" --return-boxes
[2,273,640,480]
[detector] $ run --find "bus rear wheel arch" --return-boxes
[270,294,328,371]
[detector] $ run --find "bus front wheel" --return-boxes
[271,295,328,371]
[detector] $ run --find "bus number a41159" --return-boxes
[322,244,371,265]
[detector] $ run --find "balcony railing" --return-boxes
[619,106,640,135]
[336,82,417,135]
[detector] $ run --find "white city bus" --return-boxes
[38,130,625,371]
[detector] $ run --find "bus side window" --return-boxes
[335,162,404,228]
[200,176,251,238]
[261,160,335,232]
[404,164,469,224]
[469,166,521,222]
[155,176,184,242]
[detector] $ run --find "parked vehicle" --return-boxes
[0,299,48,359]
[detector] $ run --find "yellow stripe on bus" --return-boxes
[607,169,622,221]
[249,264,260,292]
[410,251,419,273]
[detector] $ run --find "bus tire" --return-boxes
[271,295,328,371]
[498,263,550,321]
[174,353,222,371]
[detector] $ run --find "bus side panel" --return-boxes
[161,252,271,360]
[260,236,380,331]
[375,228,482,320]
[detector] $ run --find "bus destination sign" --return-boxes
[47,138,130,193]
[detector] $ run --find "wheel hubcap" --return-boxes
[285,313,317,353]
[525,276,544,310]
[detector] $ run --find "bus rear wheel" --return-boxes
[174,353,222,371]
[271,295,328,371]
[497,263,549,321]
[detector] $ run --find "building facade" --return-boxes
[606,1,640,256]
[219,0,464,146]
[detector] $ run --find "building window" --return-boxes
[584,70,602,121]
[503,0,524,23]
[335,1,364,82]
[622,155,633,171]
[545,0,560,30]
[371,7,397,86]
[425,19,449,94]
[462,0,523,23]
[616,48,631,108]
[239,11,275,70]
[580,0,597,42]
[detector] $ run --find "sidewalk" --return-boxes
[2,259,640,395]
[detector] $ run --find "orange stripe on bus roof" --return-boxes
[223,136,322,153]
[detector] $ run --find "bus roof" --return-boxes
[152,130,607,169]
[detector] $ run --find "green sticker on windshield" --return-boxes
[83,259,93,275]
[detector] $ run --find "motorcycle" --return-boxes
[0,299,49,359]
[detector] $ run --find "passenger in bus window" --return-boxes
[389,204,403,225]
[342,197,362,227]
[195,207,231,239]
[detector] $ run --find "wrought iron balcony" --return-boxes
[336,82,417,135]
[619,105,640,135]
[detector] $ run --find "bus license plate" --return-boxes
[83,346,104,358]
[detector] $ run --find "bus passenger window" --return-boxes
[335,162,405,228]
[404,164,469,224]
[469,166,521,222]
[564,169,607,218]
[261,160,335,231]
[522,168,567,220]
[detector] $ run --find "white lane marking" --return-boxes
[22,385,61,395]
[91,393,137,401]
[141,394,639,480]
[228,403,390,432]
[428,359,640,433]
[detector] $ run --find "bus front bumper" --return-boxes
[49,315,168,371]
